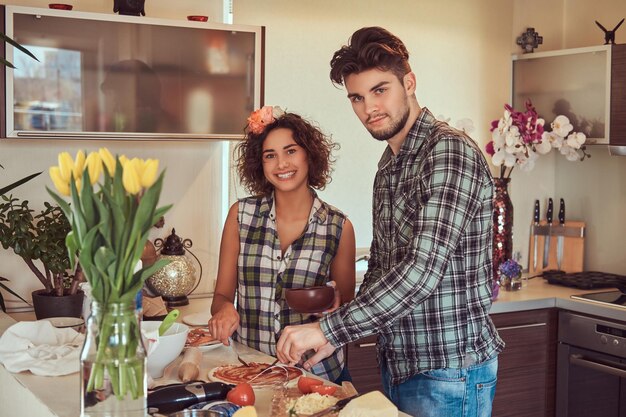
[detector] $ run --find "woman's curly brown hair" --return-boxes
[235,112,339,196]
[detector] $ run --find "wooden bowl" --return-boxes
[285,286,334,314]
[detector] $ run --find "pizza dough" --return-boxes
[208,362,302,386]
[185,328,219,348]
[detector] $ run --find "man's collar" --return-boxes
[378,107,435,169]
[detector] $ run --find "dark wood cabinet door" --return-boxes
[345,335,383,393]
[491,308,558,417]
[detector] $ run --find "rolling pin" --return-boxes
[178,347,202,382]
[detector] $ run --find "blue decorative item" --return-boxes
[516,28,543,53]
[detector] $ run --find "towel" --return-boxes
[0,321,84,376]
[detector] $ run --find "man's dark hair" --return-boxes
[330,26,411,86]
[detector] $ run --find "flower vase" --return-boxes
[80,300,146,417]
[501,273,523,291]
[492,178,514,297]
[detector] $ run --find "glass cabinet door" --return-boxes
[6,7,263,140]
[512,46,609,144]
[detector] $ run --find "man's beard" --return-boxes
[367,105,410,142]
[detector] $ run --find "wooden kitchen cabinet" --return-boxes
[346,308,558,417]
[345,335,383,393]
[491,308,558,417]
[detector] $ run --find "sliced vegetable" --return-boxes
[310,384,337,395]
[227,382,255,406]
[297,375,324,394]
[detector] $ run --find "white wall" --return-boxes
[0,0,228,310]
[511,0,626,274]
[235,0,626,275]
[232,0,514,250]
[2,0,625,311]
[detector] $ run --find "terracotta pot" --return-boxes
[31,289,84,320]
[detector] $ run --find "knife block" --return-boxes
[527,220,585,274]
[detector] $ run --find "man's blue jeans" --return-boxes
[381,355,498,417]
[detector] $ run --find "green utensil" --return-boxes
[158,309,180,336]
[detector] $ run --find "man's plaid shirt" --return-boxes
[321,108,504,385]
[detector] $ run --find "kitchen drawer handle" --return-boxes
[356,342,376,348]
[496,322,547,331]
[570,354,626,378]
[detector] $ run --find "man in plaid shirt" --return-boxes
[277,26,504,417]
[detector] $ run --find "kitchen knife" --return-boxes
[543,198,553,268]
[307,395,358,417]
[557,198,565,270]
[532,200,540,270]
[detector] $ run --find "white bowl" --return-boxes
[142,321,189,379]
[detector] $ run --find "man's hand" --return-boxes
[277,322,330,365]
[302,342,336,371]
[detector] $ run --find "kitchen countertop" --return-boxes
[490,276,625,321]
[1,277,624,417]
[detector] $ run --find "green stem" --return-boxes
[85,303,144,400]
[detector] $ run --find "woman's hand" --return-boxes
[312,281,341,318]
[208,303,240,345]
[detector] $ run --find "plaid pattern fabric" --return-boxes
[321,108,505,385]
[234,191,346,381]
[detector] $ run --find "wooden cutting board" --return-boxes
[527,220,585,274]
[269,381,357,416]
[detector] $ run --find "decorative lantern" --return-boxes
[146,229,202,307]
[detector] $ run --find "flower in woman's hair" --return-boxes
[499,259,522,278]
[247,105,285,134]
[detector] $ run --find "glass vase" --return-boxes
[80,300,146,417]
[492,178,514,296]
[500,274,523,291]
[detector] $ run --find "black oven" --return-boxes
[556,311,626,417]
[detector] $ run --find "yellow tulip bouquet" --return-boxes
[48,148,171,409]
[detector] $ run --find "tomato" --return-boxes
[297,376,324,394]
[226,382,255,406]
[310,384,337,396]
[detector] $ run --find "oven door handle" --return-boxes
[570,354,626,378]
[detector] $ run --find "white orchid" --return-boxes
[551,115,574,137]
[566,132,586,149]
[486,102,589,178]
[517,149,539,172]
[437,114,452,123]
[455,118,475,134]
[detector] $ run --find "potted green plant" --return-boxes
[0,193,83,318]
[0,164,41,312]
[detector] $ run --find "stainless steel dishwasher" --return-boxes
[556,310,626,417]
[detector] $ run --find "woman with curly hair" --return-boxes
[209,107,355,383]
